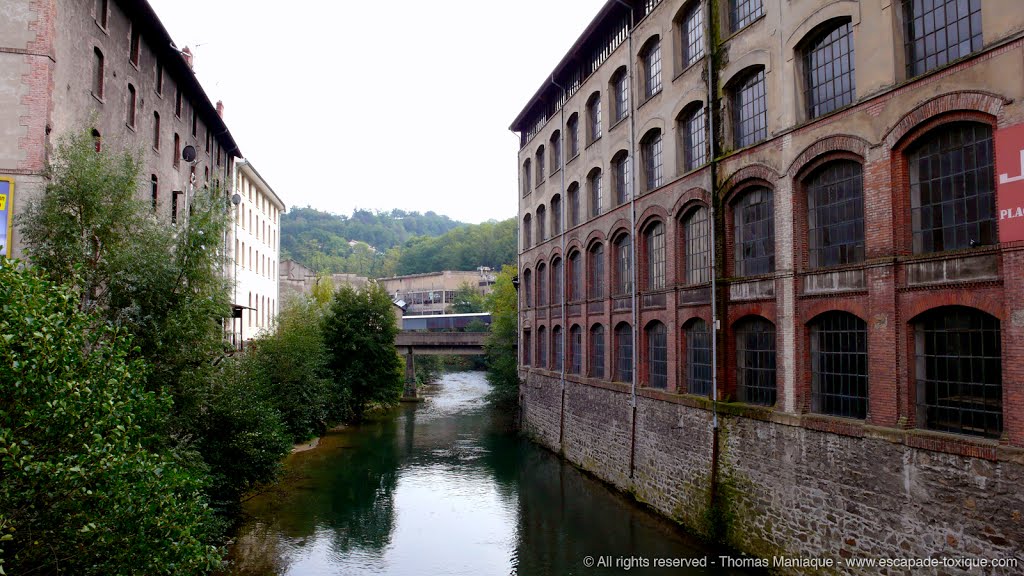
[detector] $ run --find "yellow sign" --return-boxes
[0,178,12,258]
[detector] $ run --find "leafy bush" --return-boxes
[0,262,223,575]
[485,265,520,406]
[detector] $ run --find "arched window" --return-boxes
[803,20,855,119]
[914,307,1001,438]
[590,324,606,378]
[91,129,102,152]
[551,194,562,236]
[551,257,563,305]
[644,221,666,290]
[733,187,774,276]
[678,104,707,172]
[535,145,545,184]
[568,250,583,302]
[729,0,763,33]
[611,67,629,123]
[537,326,547,368]
[523,214,532,249]
[589,242,606,299]
[735,317,776,405]
[152,111,161,150]
[731,67,767,148]
[811,312,868,419]
[903,0,981,78]
[682,206,711,284]
[522,268,533,307]
[685,319,712,395]
[679,2,704,68]
[550,130,562,173]
[640,36,662,99]
[613,233,632,296]
[536,205,547,242]
[523,329,532,366]
[173,133,180,168]
[552,325,563,371]
[569,325,583,374]
[641,129,663,191]
[126,84,137,128]
[807,161,864,267]
[613,151,630,205]
[588,168,603,217]
[150,175,158,212]
[567,113,580,158]
[646,321,668,389]
[587,92,602,144]
[522,159,532,196]
[908,123,995,254]
[92,47,104,98]
[536,262,547,307]
[614,322,633,383]
[568,182,580,227]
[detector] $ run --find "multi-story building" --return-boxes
[512,0,1024,565]
[1,0,241,258]
[278,259,369,301]
[379,269,496,316]
[228,160,285,344]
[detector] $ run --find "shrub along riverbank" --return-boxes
[0,130,404,575]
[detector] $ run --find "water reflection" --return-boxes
[224,373,757,576]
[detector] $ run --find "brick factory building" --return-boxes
[512,0,1023,568]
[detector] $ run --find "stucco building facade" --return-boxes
[512,0,1024,570]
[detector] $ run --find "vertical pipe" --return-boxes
[551,76,569,451]
[705,0,723,528]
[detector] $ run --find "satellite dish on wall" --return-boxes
[231,193,242,205]
[182,145,197,163]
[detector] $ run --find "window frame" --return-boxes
[803,20,856,120]
[587,92,602,144]
[641,129,663,191]
[902,0,982,79]
[733,186,775,277]
[682,205,711,285]
[614,322,634,383]
[613,233,633,296]
[730,0,764,33]
[646,321,668,389]
[731,68,767,149]
[735,317,777,406]
[806,160,865,268]
[590,324,606,379]
[685,319,712,395]
[644,221,666,291]
[640,36,662,99]
[811,312,869,419]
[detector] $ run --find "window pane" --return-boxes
[731,0,764,32]
[643,132,663,190]
[590,325,606,379]
[904,0,982,77]
[570,326,583,374]
[615,235,632,295]
[615,324,633,383]
[683,3,705,67]
[805,21,856,118]
[686,320,712,395]
[644,39,662,97]
[683,106,707,171]
[811,312,868,418]
[590,244,606,299]
[647,323,667,388]
[807,161,865,267]
[736,317,776,406]
[646,222,665,290]
[734,187,775,276]
[733,69,767,147]
[684,207,711,284]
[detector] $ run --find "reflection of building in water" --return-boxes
[378,268,496,315]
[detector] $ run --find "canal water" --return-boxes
[223,372,759,576]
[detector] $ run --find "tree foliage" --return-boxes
[393,218,517,276]
[450,281,487,314]
[0,262,222,576]
[484,265,520,405]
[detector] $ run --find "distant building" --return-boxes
[0,0,241,257]
[378,269,496,315]
[278,259,369,301]
[228,160,285,345]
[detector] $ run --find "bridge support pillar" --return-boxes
[403,346,417,400]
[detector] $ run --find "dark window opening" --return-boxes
[127,84,136,127]
[903,0,982,78]
[807,161,865,267]
[647,322,667,388]
[730,0,763,32]
[570,326,583,374]
[590,243,606,299]
[736,317,776,406]
[681,2,704,67]
[804,21,856,119]
[642,130,663,191]
[150,175,158,212]
[553,326,564,371]
[682,105,707,172]
[734,187,774,276]
[615,323,633,383]
[614,234,632,296]
[590,324,606,379]
[589,170,603,217]
[811,312,868,419]
[686,320,712,395]
[612,68,629,123]
[684,206,711,284]
[645,222,665,290]
[92,48,104,98]
[732,68,767,148]
[130,26,141,66]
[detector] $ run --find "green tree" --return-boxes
[450,281,486,314]
[0,262,223,575]
[324,283,404,419]
[484,265,520,405]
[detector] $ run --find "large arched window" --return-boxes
[522,159,532,196]
[587,92,602,144]
[568,182,581,227]
[644,221,666,290]
[552,325,563,371]
[611,67,629,123]
[679,103,707,172]
[914,307,1001,438]
[733,187,774,276]
[613,151,630,206]
[536,205,547,243]
[522,268,533,307]
[685,319,712,396]
[588,168,603,217]
[550,130,562,173]
[735,317,776,406]
[678,1,705,68]
[613,233,632,296]
[522,214,532,249]
[535,145,545,184]
[908,122,995,254]
[590,324,606,379]
[568,250,583,302]
[589,242,606,299]
[807,161,864,268]
[567,113,580,158]
[811,312,868,419]
[682,206,711,284]
[803,20,855,119]
[614,322,633,383]
[551,256,563,306]
[569,325,583,374]
[640,36,662,99]
[536,262,547,307]
[641,129,663,191]
[903,0,982,78]
[551,194,562,236]
[646,321,668,389]
[537,326,548,368]
[731,67,767,148]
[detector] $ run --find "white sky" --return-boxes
[146,0,608,224]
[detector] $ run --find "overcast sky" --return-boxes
[146,0,608,224]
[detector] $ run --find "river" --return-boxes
[222,371,760,576]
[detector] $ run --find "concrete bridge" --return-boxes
[395,331,487,399]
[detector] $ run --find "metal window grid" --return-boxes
[615,235,632,295]
[569,183,580,227]
[570,326,583,374]
[523,269,532,307]
[811,312,868,419]
[733,69,767,148]
[590,244,606,299]
[734,187,775,276]
[683,3,705,67]
[648,323,668,388]
[552,196,562,235]
[537,263,547,306]
[522,160,531,196]
[647,222,666,290]
[730,0,763,32]
[570,251,583,301]
[523,330,531,365]
[536,147,545,183]
[615,324,633,383]
[589,95,602,142]
[551,258,563,305]
[590,325,606,379]
[903,0,982,78]
[614,70,629,122]
[568,115,579,157]
[736,318,776,406]
[686,320,712,395]
[644,132,663,190]
[537,326,547,368]
[916,308,1002,438]
[536,206,546,242]
[614,154,630,205]
[684,206,711,284]
[805,21,856,119]
[910,123,995,253]
[808,161,865,267]
[553,326,564,371]
[523,215,532,248]
[590,171,603,217]
[684,106,707,171]
[644,39,662,97]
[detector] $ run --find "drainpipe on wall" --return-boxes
[613,0,639,480]
[705,0,723,529]
[551,75,569,451]
[510,129,524,424]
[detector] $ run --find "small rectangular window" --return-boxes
[92,48,104,98]
[129,26,141,66]
[127,84,136,128]
[175,89,182,118]
[155,61,163,95]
